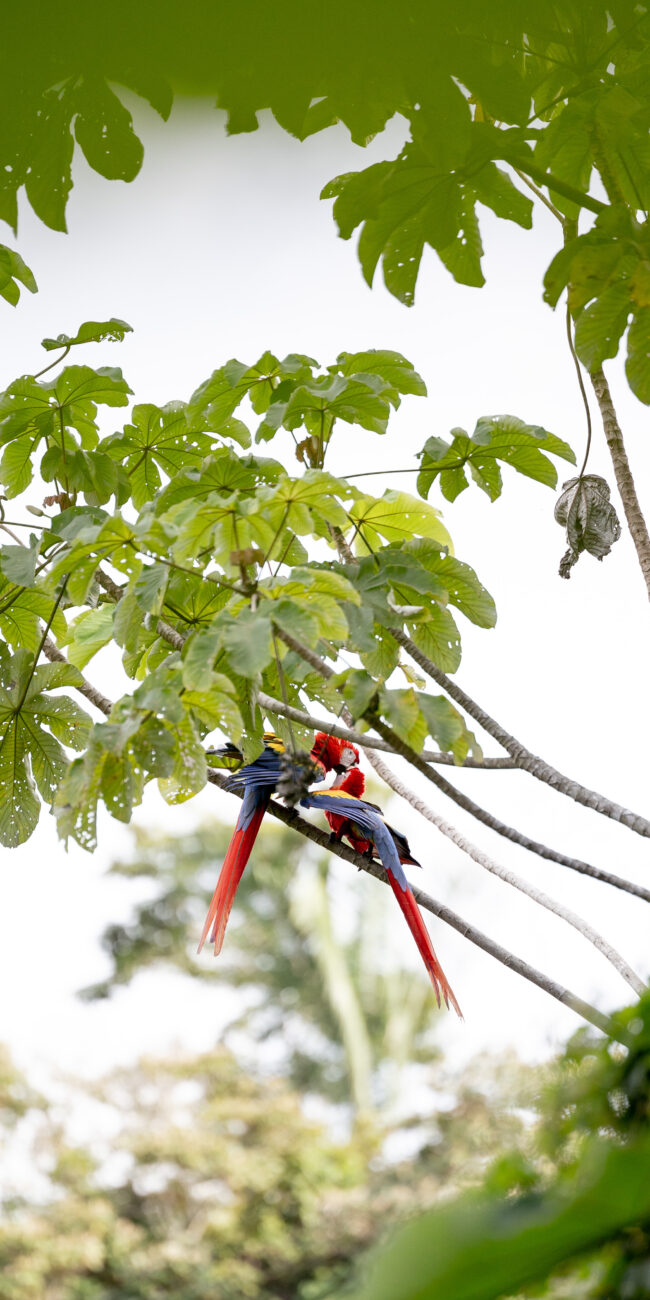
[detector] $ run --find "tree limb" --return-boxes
[388,626,650,838]
[324,526,650,838]
[256,690,516,768]
[589,366,650,600]
[41,635,113,716]
[361,746,646,997]
[206,769,623,1042]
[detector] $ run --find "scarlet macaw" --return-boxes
[305,767,462,1017]
[200,731,357,955]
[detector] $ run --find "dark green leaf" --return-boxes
[74,78,143,181]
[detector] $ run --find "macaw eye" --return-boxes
[340,746,357,768]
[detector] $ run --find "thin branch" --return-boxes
[206,769,623,1042]
[589,366,650,600]
[275,628,650,902]
[388,626,650,838]
[0,521,26,546]
[362,746,646,997]
[324,523,650,838]
[31,343,71,381]
[256,690,517,768]
[41,636,113,716]
[95,568,124,602]
[509,158,605,216]
[511,165,564,222]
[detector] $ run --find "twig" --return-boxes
[256,690,516,768]
[206,769,623,1042]
[511,165,564,222]
[362,746,646,997]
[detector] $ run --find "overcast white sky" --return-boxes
[1,99,649,1099]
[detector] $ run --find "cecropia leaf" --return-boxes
[554,475,621,578]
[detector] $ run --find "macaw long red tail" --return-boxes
[386,870,463,1017]
[198,789,270,956]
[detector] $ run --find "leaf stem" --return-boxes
[31,343,71,381]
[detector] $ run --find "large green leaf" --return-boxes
[101,403,217,508]
[74,78,143,181]
[322,135,531,306]
[348,492,453,552]
[417,417,575,503]
[341,1137,650,1300]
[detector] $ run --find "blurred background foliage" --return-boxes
[1,816,649,1299]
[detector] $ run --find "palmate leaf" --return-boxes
[160,571,232,631]
[348,491,453,553]
[543,212,650,402]
[333,350,427,404]
[0,364,132,497]
[322,138,531,305]
[0,580,67,652]
[0,647,90,846]
[188,352,316,428]
[153,449,284,512]
[417,417,575,503]
[256,373,394,443]
[101,403,220,508]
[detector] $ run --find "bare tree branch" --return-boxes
[388,626,650,838]
[325,525,650,838]
[206,769,623,1042]
[362,746,646,997]
[256,690,516,768]
[41,635,113,716]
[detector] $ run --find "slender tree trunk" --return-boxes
[589,366,650,600]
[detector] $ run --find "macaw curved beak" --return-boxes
[336,744,359,772]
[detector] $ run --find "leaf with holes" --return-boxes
[409,605,462,674]
[417,417,575,503]
[0,646,90,846]
[348,492,452,553]
[41,318,132,351]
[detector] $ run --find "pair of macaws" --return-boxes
[201,731,462,1017]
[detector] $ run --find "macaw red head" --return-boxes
[311,732,359,774]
